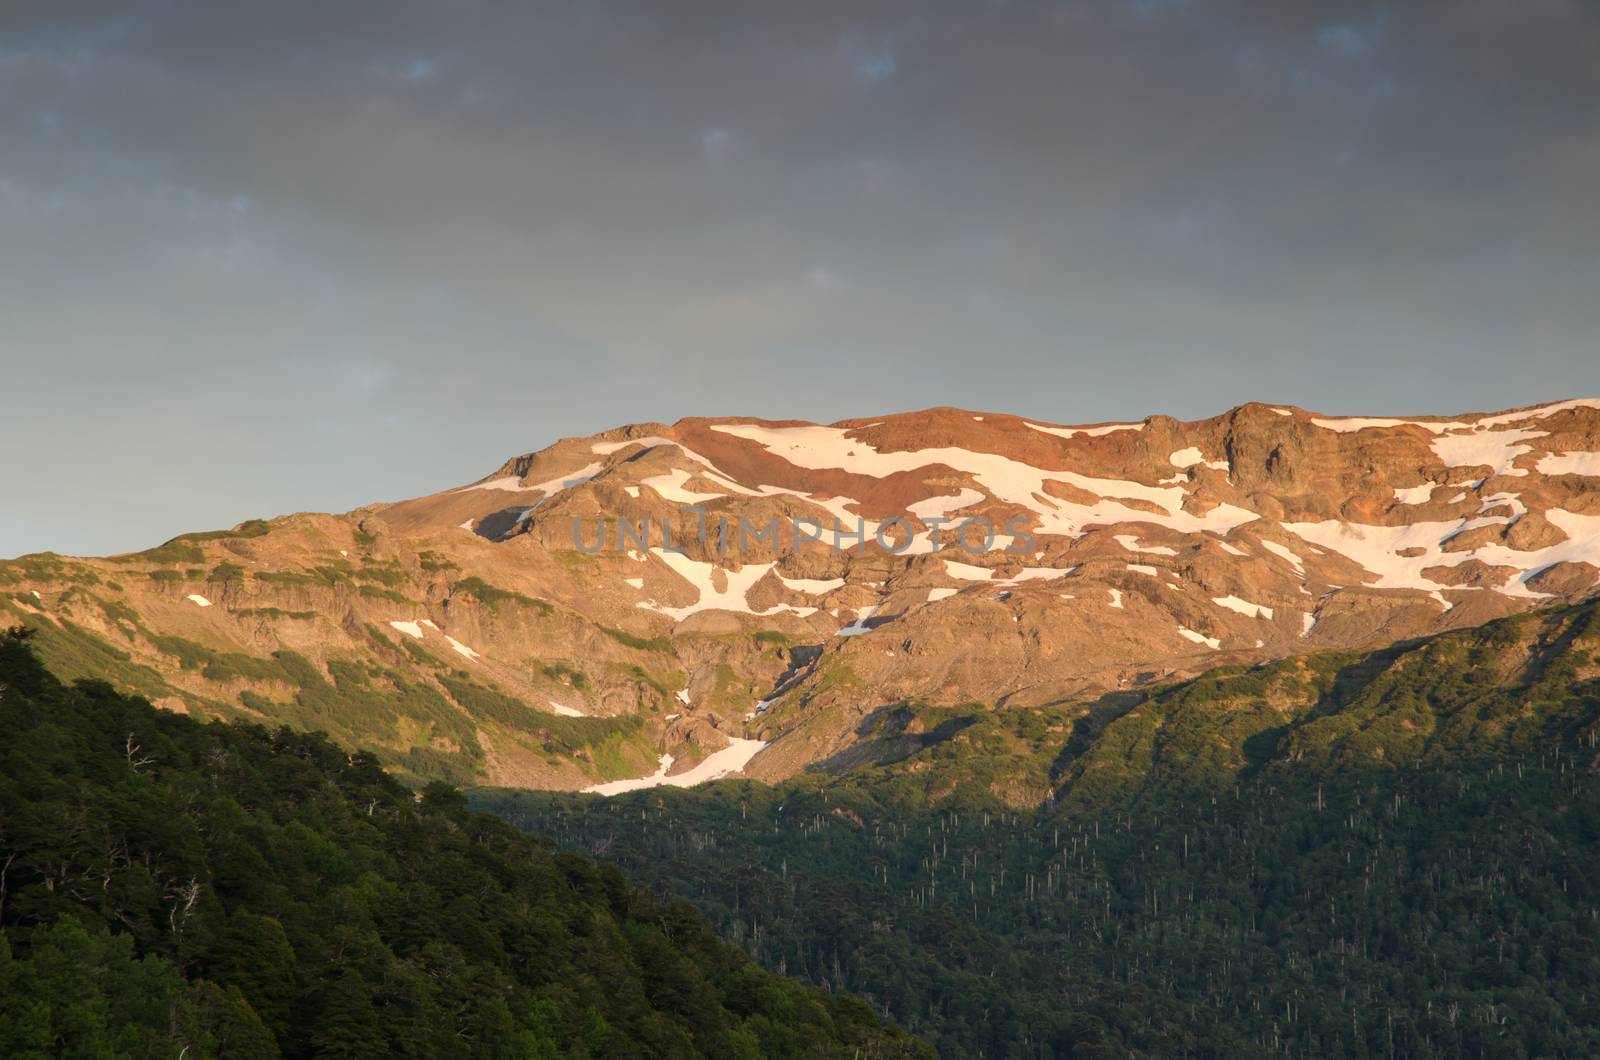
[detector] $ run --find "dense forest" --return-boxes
[485,603,1600,1058]
[0,627,928,1059]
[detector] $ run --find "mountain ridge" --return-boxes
[5,397,1598,793]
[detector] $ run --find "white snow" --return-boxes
[420,619,439,630]
[1311,415,1472,434]
[1108,589,1124,609]
[675,687,691,705]
[1169,447,1205,468]
[927,587,959,603]
[623,486,640,498]
[1259,540,1305,575]
[1430,429,1544,477]
[582,737,768,795]
[457,462,603,497]
[1178,627,1222,650]
[1212,595,1274,619]
[837,605,881,636]
[907,488,985,520]
[623,577,644,589]
[1476,399,1600,427]
[458,519,475,531]
[1026,421,1144,439]
[30,590,41,600]
[1301,612,1317,636]
[1284,508,1600,600]
[774,573,846,594]
[548,700,586,717]
[445,636,480,661]
[1217,540,1248,557]
[1114,534,1179,556]
[185,594,212,608]
[1127,564,1158,576]
[389,620,424,639]
[637,551,815,622]
[592,436,675,455]
[1268,407,1294,416]
[943,559,994,581]
[1538,451,1600,477]
[640,467,726,504]
[466,476,528,492]
[710,423,1259,542]
[1393,483,1435,505]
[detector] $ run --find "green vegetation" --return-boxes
[537,660,590,691]
[440,674,645,758]
[598,623,672,652]
[0,628,926,1059]
[168,518,272,544]
[352,565,407,587]
[356,584,412,604]
[233,607,317,621]
[208,562,247,586]
[110,541,206,566]
[419,551,459,573]
[0,554,102,587]
[483,602,1600,1059]
[452,577,552,615]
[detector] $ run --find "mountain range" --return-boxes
[5,398,1598,797]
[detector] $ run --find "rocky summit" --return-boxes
[6,398,1599,791]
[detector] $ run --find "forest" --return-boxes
[0,626,928,1059]
[483,603,1600,1058]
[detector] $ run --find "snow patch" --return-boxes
[446,636,480,661]
[548,700,585,717]
[1393,483,1435,505]
[943,560,994,581]
[186,594,212,608]
[1114,534,1178,556]
[907,488,985,520]
[837,605,881,636]
[1108,589,1124,609]
[1126,564,1158,576]
[1538,451,1600,477]
[1026,421,1144,439]
[1259,540,1305,575]
[583,738,768,795]
[774,573,846,594]
[1430,429,1544,476]
[1178,627,1221,650]
[927,587,958,603]
[1168,447,1205,468]
[623,577,644,589]
[389,620,424,640]
[1212,596,1274,619]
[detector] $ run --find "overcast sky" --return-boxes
[3,1,1598,557]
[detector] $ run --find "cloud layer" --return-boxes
[3,1,1598,555]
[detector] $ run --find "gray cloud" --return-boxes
[2,0,1598,556]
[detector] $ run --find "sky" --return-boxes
[2,0,1598,558]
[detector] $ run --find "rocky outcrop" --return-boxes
[5,397,1599,791]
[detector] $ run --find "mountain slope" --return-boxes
[0,628,929,1059]
[481,601,1600,1058]
[5,398,1599,791]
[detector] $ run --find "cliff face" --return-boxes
[6,398,1599,790]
